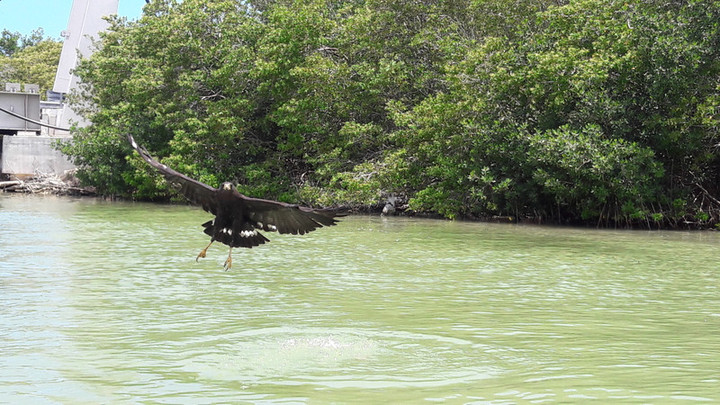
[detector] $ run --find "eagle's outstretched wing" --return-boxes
[127,134,219,215]
[236,193,342,235]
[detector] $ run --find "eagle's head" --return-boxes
[221,182,234,191]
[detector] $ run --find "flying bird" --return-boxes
[127,134,343,270]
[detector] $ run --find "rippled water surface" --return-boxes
[2,193,720,403]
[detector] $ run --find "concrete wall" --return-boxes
[1,135,76,177]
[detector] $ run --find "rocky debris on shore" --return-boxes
[0,170,95,196]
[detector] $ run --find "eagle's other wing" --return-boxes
[236,192,343,235]
[127,134,219,215]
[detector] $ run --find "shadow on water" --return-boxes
[1,193,720,403]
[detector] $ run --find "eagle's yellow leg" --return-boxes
[223,248,233,271]
[196,240,214,262]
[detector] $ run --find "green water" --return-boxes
[1,193,719,403]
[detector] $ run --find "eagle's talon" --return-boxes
[196,240,214,262]
[223,252,232,271]
[196,249,206,262]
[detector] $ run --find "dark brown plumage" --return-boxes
[127,134,343,270]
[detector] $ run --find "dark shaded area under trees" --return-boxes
[59,0,720,229]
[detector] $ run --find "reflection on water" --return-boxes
[1,193,720,403]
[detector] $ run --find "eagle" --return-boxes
[127,134,343,270]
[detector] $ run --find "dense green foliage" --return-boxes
[62,0,720,227]
[0,28,47,57]
[0,29,61,98]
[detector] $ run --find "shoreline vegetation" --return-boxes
[31,0,718,230]
[2,178,716,231]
